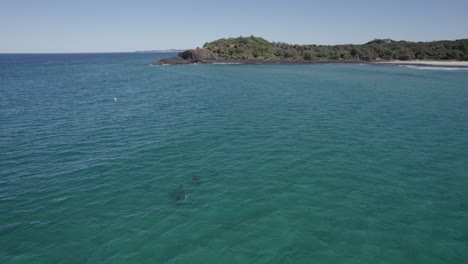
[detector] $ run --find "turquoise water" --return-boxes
[1,53,468,263]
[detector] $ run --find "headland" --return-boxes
[154,36,468,66]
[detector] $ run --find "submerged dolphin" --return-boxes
[191,176,201,184]
[175,185,187,201]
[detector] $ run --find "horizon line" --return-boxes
[0,51,185,55]
[1,36,467,54]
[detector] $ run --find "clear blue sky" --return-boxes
[1,0,467,53]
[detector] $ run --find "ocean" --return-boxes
[1,53,467,263]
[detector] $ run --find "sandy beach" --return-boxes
[377,60,468,67]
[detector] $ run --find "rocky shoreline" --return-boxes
[154,49,372,65]
[155,58,371,66]
[155,57,468,68]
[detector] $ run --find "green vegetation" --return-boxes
[202,36,468,61]
[203,36,274,60]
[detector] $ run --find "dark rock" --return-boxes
[155,48,217,65]
[155,56,191,65]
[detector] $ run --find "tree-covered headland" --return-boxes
[155,36,468,64]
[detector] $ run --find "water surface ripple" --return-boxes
[1,53,467,263]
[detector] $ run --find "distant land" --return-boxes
[135,49,184,53]
[154,36,468,66]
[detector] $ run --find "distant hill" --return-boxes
[155,36,468,65]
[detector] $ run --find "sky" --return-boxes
[1,0,467,53]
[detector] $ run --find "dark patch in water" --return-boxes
[191,175,201,185]
[143,184,153,192]
[172,185,187,202]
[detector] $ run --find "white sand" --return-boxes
[376,60,468,67]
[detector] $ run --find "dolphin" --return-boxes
[175,185,187,201]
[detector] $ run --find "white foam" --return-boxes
[401,65,468,71]
[212,62,241,65]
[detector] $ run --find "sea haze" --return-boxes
[1,53,467,263]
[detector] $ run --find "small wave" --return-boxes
[400,65,468,71]
[212,62,241,65]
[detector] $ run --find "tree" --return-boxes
[303,52,313,60]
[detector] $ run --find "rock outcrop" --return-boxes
[155,48,217,65]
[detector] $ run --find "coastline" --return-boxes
[374,60,468,67]
[155,59,468,67]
